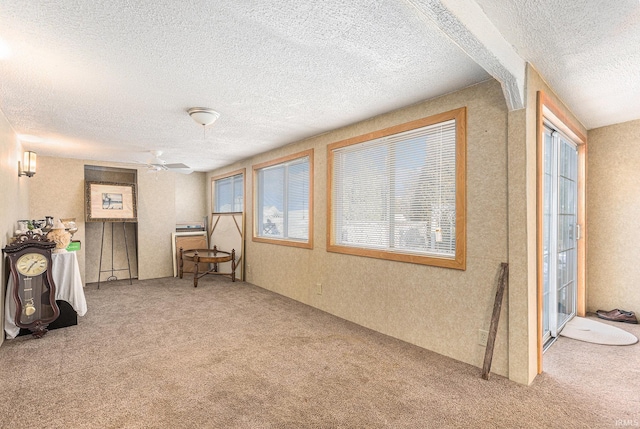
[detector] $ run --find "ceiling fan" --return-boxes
[144,150,193,174]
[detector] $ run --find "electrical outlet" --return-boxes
[316,283,322,295]
[478,329,489,347]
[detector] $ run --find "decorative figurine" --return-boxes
[46,219,71,252]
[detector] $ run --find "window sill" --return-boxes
[326,243,465,270]
[253,235,313,249]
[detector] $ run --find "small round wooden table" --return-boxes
[179,246,236,287]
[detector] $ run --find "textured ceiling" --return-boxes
[475,0,640,129]
[0,1,638,172]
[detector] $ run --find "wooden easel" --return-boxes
[97,222,133,289]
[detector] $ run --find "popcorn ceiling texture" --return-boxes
[0,0,638,173]
[475,0,640,129]
[0,0,489,171]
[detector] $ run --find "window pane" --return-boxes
[255,154,311,243]
[233,176,244,212]
[287,160,309,240]
[334,145,390,248]
[332,118,458,260]
[259,166,285,238]
[214,173,243,213]
[215,177,232,212]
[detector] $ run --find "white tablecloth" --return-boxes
[4,251,87,339]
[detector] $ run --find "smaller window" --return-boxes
[253,149,313,249]
[212,170,244,213]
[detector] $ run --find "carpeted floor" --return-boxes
[0,276,638,428]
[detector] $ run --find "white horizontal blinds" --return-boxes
[257,165,285,238]
[334,142,391,248]
[232,174,243,212]
[333,119,457,258]
[286,158,310,240]
[215,174,243,212]
[215,177,231,212]
[257,156,309,241]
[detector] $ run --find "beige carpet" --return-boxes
[0,276,638,428]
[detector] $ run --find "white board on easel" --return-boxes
[209,212,244,281]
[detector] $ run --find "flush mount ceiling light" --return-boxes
[187,107,220,127]
[187,107,220,138]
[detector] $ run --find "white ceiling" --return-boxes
[475,0,640,129]
[0,1,638,172]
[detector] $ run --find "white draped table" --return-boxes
[4,251,87,339]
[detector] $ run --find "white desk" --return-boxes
[4,251,87,339]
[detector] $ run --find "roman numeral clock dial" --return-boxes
[17,253,48,276]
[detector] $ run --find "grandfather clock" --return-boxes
[3,231,59,338]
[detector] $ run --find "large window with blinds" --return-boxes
[212,170,244,213]
[327,108,466,269]
[253,149,313,249]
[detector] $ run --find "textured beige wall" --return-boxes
[0,112,30,347]
[587,119,640,313]
[29,157,87,277]
[506,105,531,384]
[209,80,513,377]
[136,169,176,280]
[175,172,207,223]
[29,158,189,282]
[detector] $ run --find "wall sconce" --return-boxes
[18,151,37,177]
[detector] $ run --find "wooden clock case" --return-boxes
[3,231,60,338]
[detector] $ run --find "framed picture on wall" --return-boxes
[85,181,138,222]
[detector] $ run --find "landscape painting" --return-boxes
[86,181,137,222]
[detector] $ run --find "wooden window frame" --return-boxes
[327,107,467,269]
[211,168,246,214]
[252,149,314,249]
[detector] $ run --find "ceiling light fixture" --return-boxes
[187,107,220,138]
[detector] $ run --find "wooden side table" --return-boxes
[179,246,236,287]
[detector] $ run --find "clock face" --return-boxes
[16,253,48,276]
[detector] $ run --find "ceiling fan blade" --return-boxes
[164,163,190,169]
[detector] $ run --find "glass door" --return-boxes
[542,124,578,345]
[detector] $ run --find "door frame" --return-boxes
[536,91,587,373]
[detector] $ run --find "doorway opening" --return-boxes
[536,91,587,372]
[541,124,578,349]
